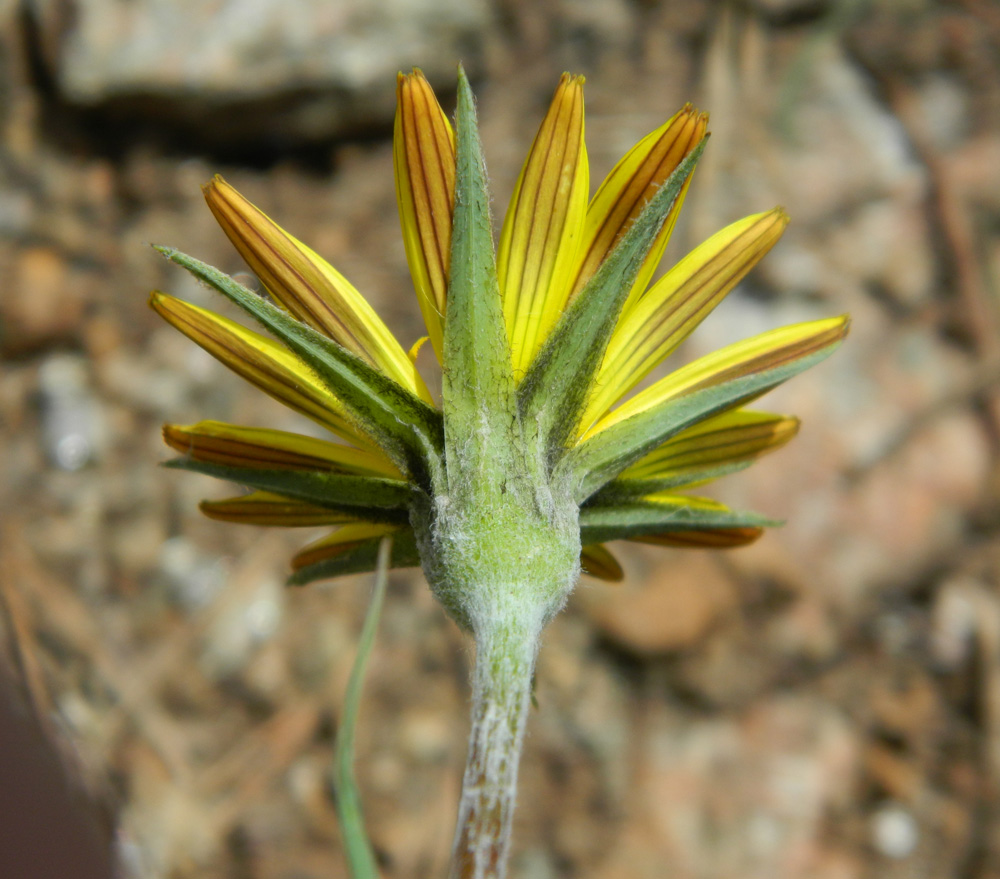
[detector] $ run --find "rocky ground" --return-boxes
[2,0,1000,877]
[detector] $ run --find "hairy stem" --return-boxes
[449,610,543,879]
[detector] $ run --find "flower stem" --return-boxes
[449,610,543,879]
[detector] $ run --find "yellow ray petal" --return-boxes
[200,492,359,527]
[407,335,430,365]
[394,70,456,363]
[163,420,400,477]
[203,176,432,402]
[580,544,624,582]
[292,523,400,571]
[570,105,708,308]
[643,492,728,510]
[630,527,763,548]
[586,315,850,439]
[150,292,372,448]
[498,73,589,375]
[621,409,799,481]
[582,209,788,425]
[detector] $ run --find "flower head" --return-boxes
[154,68,847,594]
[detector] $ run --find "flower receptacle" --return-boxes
[412,480,581,636]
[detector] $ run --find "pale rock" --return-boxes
[749,0,829,18]
[578,553,739,654]
[914,73,970,152]
[779,45,921,219]
[38,353,106,470]
[824,195,935,307]
[710,42,924,232]
[28,0,490,141]
[617,695,858,878]
[2,246,86,353]
[871,803,920,859]
[559,0,633,57]
[158,536,229,612]
[111,513,168,577]
[199,574,284,679]
[930,577,987,670]
[398,708,452,763]
[837,409,990,591]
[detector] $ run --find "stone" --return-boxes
[37,354,106,471]
[578,553,739,654]
[611,695,858,879]
[110,514,168,578]
[748,0,829,20]
[26,0,490,144]
[870,804,920,860]
[1,246,86,354]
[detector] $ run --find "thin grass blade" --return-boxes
[332,536,392,879]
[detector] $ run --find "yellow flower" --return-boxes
[154,69,847,585]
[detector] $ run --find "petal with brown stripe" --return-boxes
[571,105,708,309]
[203,176,432,402]
[582,209,788,426]
[585,315,850,439]
[394,70,456,362]
[292,523,402,570]
[163,420,400,477]
[150,292,373,449]
[498,73,589,375]
[200,492,360,526]
[580,544,624,582]
[621,409,799,481]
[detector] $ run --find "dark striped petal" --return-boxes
[580,544,624,582]
[288,525,421,585]
[581,209,788,428]
[204,176,432,401]
[200,492,360,526]
[394,69,456,362]
[163,420,401,477]
[571,104,708,309]
[566,316,848,501]
[498,73,589,375]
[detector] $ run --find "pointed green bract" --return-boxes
[164,458,412,522]
[517,137,707,461]
[289,529,421,586]
[156,246,444,488]
[442,66,527,499]
[561,316,848,502]
[589,461,753,502]
[579,495,776,545]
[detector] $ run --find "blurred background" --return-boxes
[2,0,1000,877]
